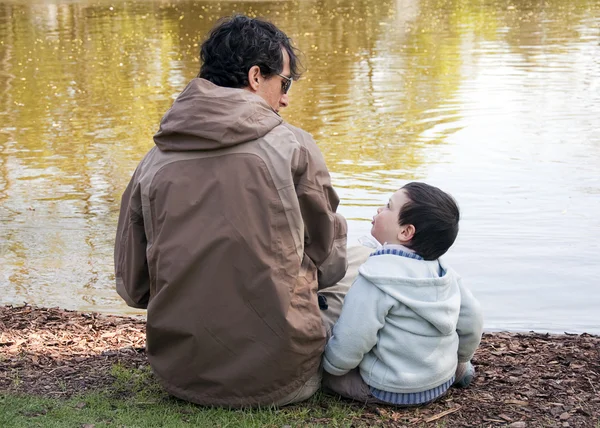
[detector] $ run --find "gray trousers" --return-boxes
[273,246,372,406]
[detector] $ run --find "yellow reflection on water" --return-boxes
[0,0,598,314]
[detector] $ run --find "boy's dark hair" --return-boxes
[399,182,460,260]
[199,15,302,88]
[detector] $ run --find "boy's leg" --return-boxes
[325,369,451,407]
[319,245,372,340]
[453,361,475,388]
[322,369,382,404]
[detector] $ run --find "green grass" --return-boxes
[0,364,380,428]
[0,393,370,428]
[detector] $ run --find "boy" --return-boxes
[322,182,483,405]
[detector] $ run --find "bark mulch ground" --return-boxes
[1,305,598,427]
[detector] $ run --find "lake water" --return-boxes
[0,0,599,334]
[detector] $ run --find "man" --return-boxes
[114,15,348,407]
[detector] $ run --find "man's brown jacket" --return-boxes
[114,78,347,407]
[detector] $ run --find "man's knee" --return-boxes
[273,372,321,406]
[319,245,371,335]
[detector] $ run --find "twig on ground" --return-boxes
[585,376,597,394]
[424,406,462,423]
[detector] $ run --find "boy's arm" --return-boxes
[114,173,150,309]
[456,280,484,362]
[323,277,393,376]
[292,127,348,289]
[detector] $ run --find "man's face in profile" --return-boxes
[253,49,291,114]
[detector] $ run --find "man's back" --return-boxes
[115,78,347,406]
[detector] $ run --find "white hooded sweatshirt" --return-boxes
[323,247,483,393]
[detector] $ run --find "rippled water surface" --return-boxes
[1,0,599,333]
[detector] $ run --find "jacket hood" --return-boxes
[153,78,283,151]
[358,255,461,335]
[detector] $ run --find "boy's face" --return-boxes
[371,189,413,245]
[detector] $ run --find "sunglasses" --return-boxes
[277,74,293,94]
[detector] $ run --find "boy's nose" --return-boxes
[377,207,383,214]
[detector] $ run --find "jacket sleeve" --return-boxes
[114,172,150,309]
[323,278,393,376]
[294,135,348,289]
[456,279,484,362]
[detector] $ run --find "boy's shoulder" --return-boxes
[438,258,461,278]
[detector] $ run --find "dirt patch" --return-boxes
[1,305,599,427]
[0,305,147,396]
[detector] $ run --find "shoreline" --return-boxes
[1,304,599,427]
[4,301,596,337]
[3,301,596,337]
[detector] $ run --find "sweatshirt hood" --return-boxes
[153,78,283,151]
[358,254,461,335]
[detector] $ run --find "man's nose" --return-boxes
[280,93,289,108]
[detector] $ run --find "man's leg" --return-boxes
[319,246,380,405]
[319,245,372,340]
[272,371,322,407]
[273,246,372,407]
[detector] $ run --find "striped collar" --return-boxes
[370,246,424,261]
[359,236,424,261]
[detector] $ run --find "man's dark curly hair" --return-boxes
[199,15,302,88]
[399,182,460,261]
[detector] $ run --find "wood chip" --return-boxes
[559,412,571,420]
[505,399,529,406]
[1,305,599,427]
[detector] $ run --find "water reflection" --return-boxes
[0,0,599,333]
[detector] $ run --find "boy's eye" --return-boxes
[386,203,390,208]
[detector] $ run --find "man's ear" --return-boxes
[247,66,261,92]
[397,224,415,244]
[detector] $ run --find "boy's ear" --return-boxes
[397,224,415,243]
